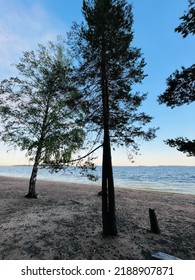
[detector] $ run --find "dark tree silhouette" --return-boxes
[175,0,195,38]
[69,0,156,235]
[165,138,195,157]
[158,65,195,108]
[158,0,195,157]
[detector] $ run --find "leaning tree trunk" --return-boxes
[25,143,43,199]
[25,97,50,198]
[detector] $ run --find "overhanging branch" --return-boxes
[66,143,103,164]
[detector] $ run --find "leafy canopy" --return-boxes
[0,40,85,165]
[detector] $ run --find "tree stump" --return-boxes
[98,191,102,196]
[149,208,161,234]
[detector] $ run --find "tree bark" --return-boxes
[101,29,117,236]
[25,143,43,199]
[25,96,50,198]
[102,131,117,236]
[25,162,39,199]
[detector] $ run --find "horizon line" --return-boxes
[0,164,195,168]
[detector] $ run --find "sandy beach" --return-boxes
[0,175,194,260]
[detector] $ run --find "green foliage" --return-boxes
[165,138,195,157]
[68,0,157,159]
[175,0,195,37]
[158,65,195,108]
[0,40,85,166]
[158,1,195,157]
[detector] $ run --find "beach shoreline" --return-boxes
[1,165,195,195]
[0,176,194,260]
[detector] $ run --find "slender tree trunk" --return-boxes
[25,141,43,199]
[25,162,39,199]
[101,30,117,236]
[25,96,50,198]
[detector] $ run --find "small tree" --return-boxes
[158,0,195,157]
[0,41,85,198]
[69,0,157,235]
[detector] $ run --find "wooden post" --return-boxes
[149,208,161,234]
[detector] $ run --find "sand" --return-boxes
[0,175,194,260]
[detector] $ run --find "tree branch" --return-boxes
[64,143,103,164]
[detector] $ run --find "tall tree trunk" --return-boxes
[101,88,117,235]
[101,30,117,236]
[102,130,117,236]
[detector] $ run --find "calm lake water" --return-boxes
[0,165,194,195]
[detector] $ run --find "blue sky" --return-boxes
[0,0,194,166]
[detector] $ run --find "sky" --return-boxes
[0,0,194,166]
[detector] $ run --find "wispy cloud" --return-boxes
[0,0,66,78]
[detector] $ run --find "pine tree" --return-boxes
[69,0,156,235]
[158,0,195,157]
[175,0,195,38]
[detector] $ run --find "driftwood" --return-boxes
[149,208,161,234]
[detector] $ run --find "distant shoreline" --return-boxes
[1,164,195,167]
